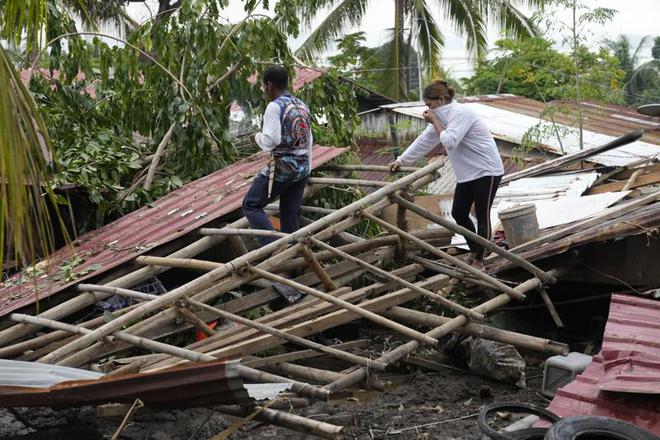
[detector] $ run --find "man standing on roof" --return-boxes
[388,80,504,268]
[242,66,313,247]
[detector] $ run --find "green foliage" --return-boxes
[25,0,340,228]
[297,68,361,148]
[464,37,625,103]
[327,31,380,91]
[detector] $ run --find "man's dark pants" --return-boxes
[242,174,308,246]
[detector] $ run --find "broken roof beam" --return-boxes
[362,211,526,301]
[501,129,644,184]
[324,268,564,394]
[390,193,556,284]
[199,228,289,239]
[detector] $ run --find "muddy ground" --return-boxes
[0,342,550,440]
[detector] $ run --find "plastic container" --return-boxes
[498,204,540,248]
[542,352,593,397]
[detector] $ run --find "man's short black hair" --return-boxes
[263,66,288,90]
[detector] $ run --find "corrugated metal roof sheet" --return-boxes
[0,146,347,317]
[390,101,660,167]
[546,355,660,435]
[0,359,250,407]
[599,294,660,394]
[546,294,660,434]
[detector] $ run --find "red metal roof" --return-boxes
[546,355,660,435]
[0,359,250,407]
[546,294,660,435]
[0,146,347,317]
[599,294,660,394]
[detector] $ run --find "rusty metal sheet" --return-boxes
[546,355,660,435]
[0,146,347,317]
[0,359,251,408]
[599,294,660,394]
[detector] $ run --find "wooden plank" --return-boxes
[587,171,660,194]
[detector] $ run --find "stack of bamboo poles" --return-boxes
[0,161,569,439]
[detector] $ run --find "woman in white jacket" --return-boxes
[389,80,504,268]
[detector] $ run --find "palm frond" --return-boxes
[631,35,652,68]
[0,45,59,271]
[412,0,444,80]
[295,0,370,62]
[439,0,488,57]
[487,0,539,41]
[1,0,49,48]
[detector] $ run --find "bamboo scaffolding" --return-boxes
[68,283,385,371]
[9,313,329,400]
[390,193,556,283]
[309,237,483,321]
[60,253,379,368]
[41,159,445,364]
[143,264,423,372]
[324,269,563,393]
[154,272,450,372]
[362,212,526,301]
[383,307,569,355]
[248,265,438,346]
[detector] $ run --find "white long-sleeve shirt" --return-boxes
[397,102,504,183]
[255,101,313,161]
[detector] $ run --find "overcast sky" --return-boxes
[128,1,660,78]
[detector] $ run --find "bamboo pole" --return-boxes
[248,265,438,346]
[199,228,289,239]
[362,212,526,301]
[299,244,336,291]
[538,289,564,328]
[411,256,500,289]
[384,307,569,355]
[245,340,369,368]
[324,269,562,393]
[266,362,345,384]
[178,307,217,337]
[134,256,220,271]
[9,313,329,400]
[307,177,388,188]
[309,237,484,321]
[390,193,556,284]
[318,164,420,173]
[214,405,342,439]
[41,159,446,364]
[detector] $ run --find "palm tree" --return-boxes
[626,36,660,105]
[603,34,651,82]
[296,0,542,101]
[0,0,61,271]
